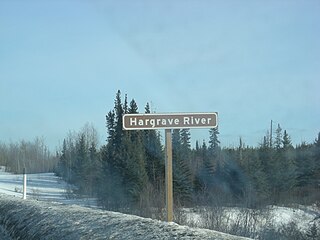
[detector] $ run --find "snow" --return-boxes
[0,224,11,240]
[269,205,319,231]
[0,172,64,198]
[0,166,65,198]
[0,167,319,239]
[0,168,250,239]
[0,195,251,239]
[0,167,97,208]
[179,205,319,238]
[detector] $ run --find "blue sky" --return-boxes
[0,0,319,150]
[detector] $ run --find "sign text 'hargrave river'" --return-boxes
[123,113,217,130]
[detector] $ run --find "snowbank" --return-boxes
[0,195,251,240]
[0,224,11,240]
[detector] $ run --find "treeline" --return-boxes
[56,123,101,197]
[0,138,57,173]
[56,90,320,214]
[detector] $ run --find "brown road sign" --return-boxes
[123,112,218,222]
[123,112,217,130]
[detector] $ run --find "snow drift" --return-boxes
[0,195,250,240]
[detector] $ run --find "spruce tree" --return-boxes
[58,139,68,180]
[172,129,193,205]
[281,130,297,192]
[243,146,268,206]
[271,124,284,202]
[296,142,314,189]
[180,128,192,175]
[192,140,204,195]
[87,141,100,196]
[75,133,88,194]
[124,98,148,205]
[259,134,274,203]
[114,90,124,149]
[197,140,211,194]
[101,92,151,209]
[206,128,219,176]
[106,110,115,142]
[275,124,283,150]
[313,133,320,185]
[208,128,220,158]
[143,103,164,191]
[101,90,129,209]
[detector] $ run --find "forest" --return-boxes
[0,137,57,174]
[1,90,319,215]
[54,90,320,213]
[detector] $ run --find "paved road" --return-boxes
[0,224,12,240]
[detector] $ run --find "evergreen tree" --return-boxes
[313,132,320,186]
[258,134,274,204]
[123,94,128,114]
[271,124,284,202]
[101,92,149,209]
[180,128,192,172]
[204,128,219,176]
[275,124,283,150]
[74,133,87,194]
[172,129,193,205]
[194,140,202,168]
[127,99,140,142]
[242,145,268,206]
[143,103,164,190]
[64,90,320,210]
[87,141,101,196]
[99,143,126,209]
[101,90,129,208]
[223,153,247,203]
[106,110,115,142]
[296,142,314,187]
[57,139,68,179]
[180,129,191,150]
[128,98,138,114]
[114,90,124,148]
[124,98,149,205]
[208,128,220,158]
[280,130,297,192]
[192,140,204,194]
[282,130,292,149]
[198,141,211,191]
[58,126,101,197]
[123,130,148,205]
[205,128,221,188]
[237,137,245,167]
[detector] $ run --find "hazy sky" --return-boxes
[1,0,319,150]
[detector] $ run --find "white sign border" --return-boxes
[123,112,218,130]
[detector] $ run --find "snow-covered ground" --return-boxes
[179,204,319,237]
[0,166,97,207]
[0,196,250,240]
[0,167,319,239]
[0,170,66,199]
[0,167,251,239]
[269,205,319,231]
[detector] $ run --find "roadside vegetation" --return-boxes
[1,90,319,239]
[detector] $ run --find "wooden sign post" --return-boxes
[123,112,218,222]
[165,129,173,222]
